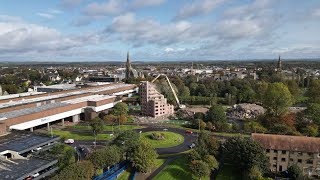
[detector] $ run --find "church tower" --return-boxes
[125,50,132,79]
[277,55,282,73]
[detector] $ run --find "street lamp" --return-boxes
[93,130,96,149]
[50,126,53,138]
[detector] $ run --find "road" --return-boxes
[66,125,197,156]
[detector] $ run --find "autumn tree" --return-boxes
[131,141,158,173]
[90,117,104,135]
[206,105,227,130]
[263,82,293,116]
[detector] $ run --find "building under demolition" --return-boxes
[140,81,174,117]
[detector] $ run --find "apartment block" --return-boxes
[140,81,174,117]
[252,133,320,177]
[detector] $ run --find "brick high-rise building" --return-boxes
[140,81,174,117]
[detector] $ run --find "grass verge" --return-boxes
[52,130,113,140]
[153,156,209,180]
[140,131,184,148]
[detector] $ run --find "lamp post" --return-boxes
[93,130,96,149]
[50,126,53,138]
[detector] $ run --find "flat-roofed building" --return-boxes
[0,131,60,180]
[0,83,137,136]
[140,81,174,117]
[252,133,320,177]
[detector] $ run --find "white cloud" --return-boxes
[312,8,320,17]
[175,0,226,20]
[37,13,55,19]
[107,13,195,46]
[0,15,102,55]
[83,0,127,17]
[37,9,63,19]
[132,0,166,8]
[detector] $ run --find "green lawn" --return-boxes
[212,132,250,138]
[69,125,144,131]
[153,156,209,180]
[216,165,241,180]
[52,130,113,140]
[140,131,184,148]
[155,158,166,168]
[117,159,165,180]
[117,168,131,180]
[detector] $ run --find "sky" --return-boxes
[0,0,320,62]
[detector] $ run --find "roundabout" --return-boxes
[140,131,184,148]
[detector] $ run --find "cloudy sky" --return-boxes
[0,0,319,61]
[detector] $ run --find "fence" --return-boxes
[92,163,120,180]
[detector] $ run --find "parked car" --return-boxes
[64,139,75,144]
[185,130,193,134]
[189,143,196,149]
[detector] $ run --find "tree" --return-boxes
[52,160,95,180]
[131,141,158,173]
[301,124,318,137]
[90,117,104,135]
[263,82,293,116]
[51,144,75,169]
[244,121,267,133]
[89,145,121,170]
[305,103,320,125]
[180,86,191,96]
[287,164,303,180]
[113,102,129,116]
[206,105,228,130]
[203,155,218,170]
[223,137,269,176]
[196,132,220,157]
[189,160,211,180]
[306,80,320,103]
[112,130,141,159]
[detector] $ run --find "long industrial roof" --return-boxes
[0,83,132,109]
[0,94,116,120]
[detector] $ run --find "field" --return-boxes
[153,156,209,180]
[52,130,113,140]
[140,131,184,148]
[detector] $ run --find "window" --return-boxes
[298,152,303,156]
[274,150,278,153]
[266,149,270,153]
[298,159,302,163]
[281,158,286,162]
[290,158,293,161]
[273,157,277,160]
[273,164,277,168]
[282,150,286,154]
[307,159,313,164]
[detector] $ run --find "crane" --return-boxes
[151,74,186,109]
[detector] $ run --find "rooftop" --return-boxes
[0,131,59,153]
[0,157,57,180]
[0,102,68,120]
[252,133,320,153]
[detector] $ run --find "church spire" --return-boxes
[125,50,132,80]
[277,55,282,72]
